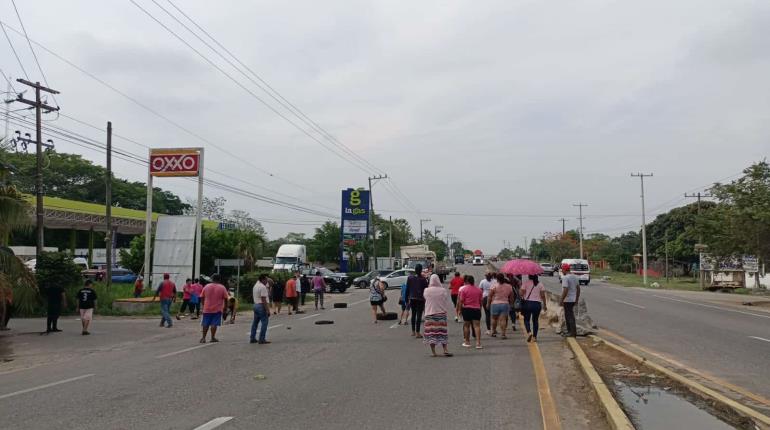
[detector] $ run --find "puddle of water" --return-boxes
[615,381,736,430]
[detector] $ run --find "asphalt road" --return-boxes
[0,269,547,430]
[536,275,770,399]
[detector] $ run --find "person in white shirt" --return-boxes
[479,273,493,335]
[250,274,271,344]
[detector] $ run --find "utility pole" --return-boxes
[632,173,653,286]
[14,79,59,258]
[105,122,113,292]
[524,236,528,255]
[558,218,567,237]
[573,203,587,259]
[368,174,387,270]
[664,230,669,283]
[3,79,11,141]
[685,192,712,289]
[420,218,431,243]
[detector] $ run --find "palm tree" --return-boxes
[0,160,37,329]
[234,230,264,272]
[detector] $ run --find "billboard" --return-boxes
[340,188,369,272]
[150,148,201,177]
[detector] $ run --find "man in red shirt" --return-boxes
[449,272,464,322]
[285,275,298,315]
[153,273,176,328]
[199,274,229,343]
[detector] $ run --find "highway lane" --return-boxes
[537,276,770,400]
[0,288,545,430]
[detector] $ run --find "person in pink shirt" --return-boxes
[520,274,548,342]
[199,274,229,343]
[176,278,194,320]
[487,273,514,339]
[423,274,453,357]
[456,275,483,349]
[189,278,203,320]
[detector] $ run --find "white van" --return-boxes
[559,258,591,285]
[273,244,307,271]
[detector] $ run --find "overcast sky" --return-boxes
[1,0,768,253]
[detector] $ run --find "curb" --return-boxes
[566,337,635,430]
[590,334,770,428]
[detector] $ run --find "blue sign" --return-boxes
[340,188,370,272]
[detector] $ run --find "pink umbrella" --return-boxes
[499,259,543,276]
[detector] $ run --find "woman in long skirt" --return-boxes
[423,274,453,357]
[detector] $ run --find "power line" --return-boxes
[0,20,321,197]
[1,21,28,79]
[9,0,58,107]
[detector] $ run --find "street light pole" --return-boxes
[419,218,431,243]
[632,173,653,286]
[573,203,587,259]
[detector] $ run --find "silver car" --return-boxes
[375,269,415,289]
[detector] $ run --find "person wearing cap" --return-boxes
[560,263,580,337]
[153,273,177,328]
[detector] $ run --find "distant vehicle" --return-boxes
[454,255,465,265]
[472,256,484,266]
[111,267,138,283]
[377,269,415,289]
[540,263,556,276]
[559,259,591,285]
[353,270,392,289]
[301,267,350,293]
[273,244,307,271]
[26,257,90,274]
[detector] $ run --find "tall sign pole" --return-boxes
[106,122,113,291]
[144,148,154,285]
[632,173,653,285]
[194,148,204,279]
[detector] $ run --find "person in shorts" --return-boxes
[448,272,464,322]
[285,274,299,315]
[487,273,513,339]
[457,275,483,349]
[199,274,229,343]
[369,279,386,323]
[176,278,194,320]
[398,281,410,325]
[76,280,97,335]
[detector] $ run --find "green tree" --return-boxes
[36,251,82,308]
[118,235,146,274]
[234,230,265,271]
[307,221,341,264]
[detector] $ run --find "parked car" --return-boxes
[82,268,106,281]
[376,269,415,289]
[301,267,350,293]
[540,263,556,276]
[111,268,138,283]
[353,270,392,289]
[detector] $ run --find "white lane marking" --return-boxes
[193,417,233,430]
[749,336,770,343]
[614,299,646,310]
[653,295,770,320]
[299,313,320,320]
[156,343,213,358]
[0,374,95,400]
[268,324,283,330]
[351,299,369,305]
[389,322,400,329]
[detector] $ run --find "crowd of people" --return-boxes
[366,263,581,357]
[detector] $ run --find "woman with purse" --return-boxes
[369,279,387,323]
[487,273,514,339]
[520,275,547,342]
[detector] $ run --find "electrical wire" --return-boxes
[9,0,58,107]
[0,67,19,94]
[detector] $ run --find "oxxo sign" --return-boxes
[150,149,201,177]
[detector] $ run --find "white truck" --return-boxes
[273,244,307,272]
[559,258,591,285]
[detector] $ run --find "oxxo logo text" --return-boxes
[150,153,199,176]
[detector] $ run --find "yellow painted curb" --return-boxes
[566,337,635,430]
[590,334,770,428]
[517,318,561,430]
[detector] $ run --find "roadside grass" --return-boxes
[593,269,702,292]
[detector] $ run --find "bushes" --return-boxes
[36,251,83,311]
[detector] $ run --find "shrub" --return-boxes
[36,251,83,309]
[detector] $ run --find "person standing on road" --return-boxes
[457,275,483,349]
[189,278,203,320]
[250,273,271,344]
[313,271,326,310]
[199,274,229,343]
[176,278,194,320]
[449,272,464,322]
[488,274,513,339]
[285,275,298,315]
[398,281,410,325]
[76,280,97,335]
[423,274,453,357]
[153,273,176,328]
[479,273,493,334]
[271,278,284,315]
[561,264,580,337]
[300,274,310,307]
[44,283,66,334]
[1,285,13,330]
[133,276,144,298]
[369,279,387,323]
[521,275,547,342]
[405,264,428,338]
